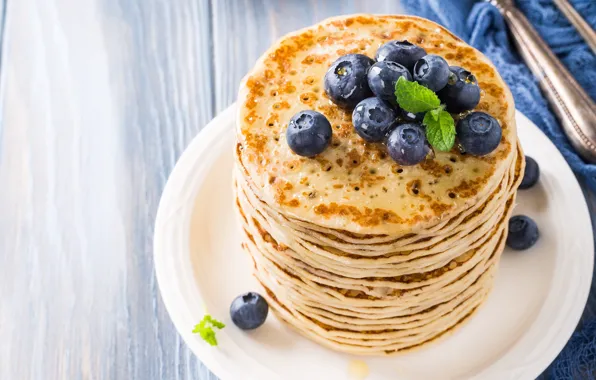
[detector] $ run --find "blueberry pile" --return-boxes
[286,40,503,166]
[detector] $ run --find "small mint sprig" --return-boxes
[394,77,456,152]
[423,108,456,152]
[192,314,226,346]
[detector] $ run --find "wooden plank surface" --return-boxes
[0,0,593,379]
[0,0,216,379]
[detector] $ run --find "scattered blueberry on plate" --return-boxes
[324,54,374,109]
[375,40,427,71]
[456,112,502,156]
[387,123,429,165]
[519,156,540,189]
[352,97,398,142]
[438,66,481,113]
[230,292,269,330]
[412,54,450,92]
[286,110,332,157]
[367,61,412,106]
[506,215,540,250]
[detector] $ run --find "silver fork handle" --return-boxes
[492,2,596,163]
[553,0,596,55]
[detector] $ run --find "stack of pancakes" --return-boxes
[234,15,525,355]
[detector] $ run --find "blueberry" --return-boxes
[519,156,540,189]
[412,55,450,92]
[367,61,412,106]
[352,98,398,142]
[506,215,539,250]
[230,292,269,330]
[324,54,374,109]
[387,123,430,166]
[456,112,502,156]
[375,40,427,71]
[438,66,481,113]
[401,109,424,122]
[286,110,332,157]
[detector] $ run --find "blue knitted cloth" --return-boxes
[401,1,596,378]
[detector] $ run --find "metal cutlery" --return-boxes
[490,0,596,163]
[553,0,596,55]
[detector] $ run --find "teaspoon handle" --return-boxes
[491,1,596,163]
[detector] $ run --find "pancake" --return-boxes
[236,14,518,235]
[237,174,514,303]
[232,14,525,355]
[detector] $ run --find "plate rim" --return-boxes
[154,104,594,380]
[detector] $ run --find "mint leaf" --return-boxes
[423,109,456,152]
[208,316,226,329]
[394,77,441,113]
[193,314,226,346]
[427,108,441,122]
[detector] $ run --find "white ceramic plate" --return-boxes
[154,104,593,380]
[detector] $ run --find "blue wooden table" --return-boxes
[0,1,593,379]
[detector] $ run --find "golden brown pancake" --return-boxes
[236,14,518,235]
[233,14,525,355]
